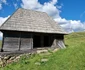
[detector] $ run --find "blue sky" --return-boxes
[58,0,85,22]
[0,0,85,38]
[0,0,85,22]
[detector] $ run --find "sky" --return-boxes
[0,0,85,39]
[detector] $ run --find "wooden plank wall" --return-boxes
[2,31,65,52]
[3,37,19,51]
[2,31,33,51]
[3,32,20,51]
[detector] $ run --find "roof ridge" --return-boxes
[19,8,46,14]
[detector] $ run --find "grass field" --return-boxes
[1,32,85,70]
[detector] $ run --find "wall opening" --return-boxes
[33,35,41,48]
[33,35,51,48]
[44,36,49,47]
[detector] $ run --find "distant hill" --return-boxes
[1,32,85,70]
[65,31,85,39]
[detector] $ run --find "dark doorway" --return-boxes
[44,36,49,47]
[33,35,41,48]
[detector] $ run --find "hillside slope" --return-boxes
[1,32,85,70]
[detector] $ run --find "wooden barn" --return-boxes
[0,8,67,52]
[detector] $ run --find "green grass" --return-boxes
[0,41,2,47]
[1,32,85,70]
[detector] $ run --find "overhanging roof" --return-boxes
[0,8,67,34]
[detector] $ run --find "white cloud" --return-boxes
[21,0,60,18]
[0,16,10,38]
[0,16,9,26]
[13,3,18,9]
[55,17,85,33]
[0,0,7,10]
[21,0,42,10]
[1,0,7,4]
[39,2,60,18]
[21,0,85,33]
[51,0,58,5]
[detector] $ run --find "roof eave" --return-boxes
[0,29,68,35]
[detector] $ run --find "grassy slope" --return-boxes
[0,41,2,47]
[1,32,85,70]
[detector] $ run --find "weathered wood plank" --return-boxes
[3,37,19,51]
[20,38,32,50]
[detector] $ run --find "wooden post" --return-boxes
[31,33,33,49]
[18,32,21,51]
[1,34,4,52]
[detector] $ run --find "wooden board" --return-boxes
[3,37,19,51]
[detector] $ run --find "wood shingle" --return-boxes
[0,8,67,34]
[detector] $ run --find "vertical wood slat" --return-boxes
[31,33,33,49]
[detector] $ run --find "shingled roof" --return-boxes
[0,8,67,34]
